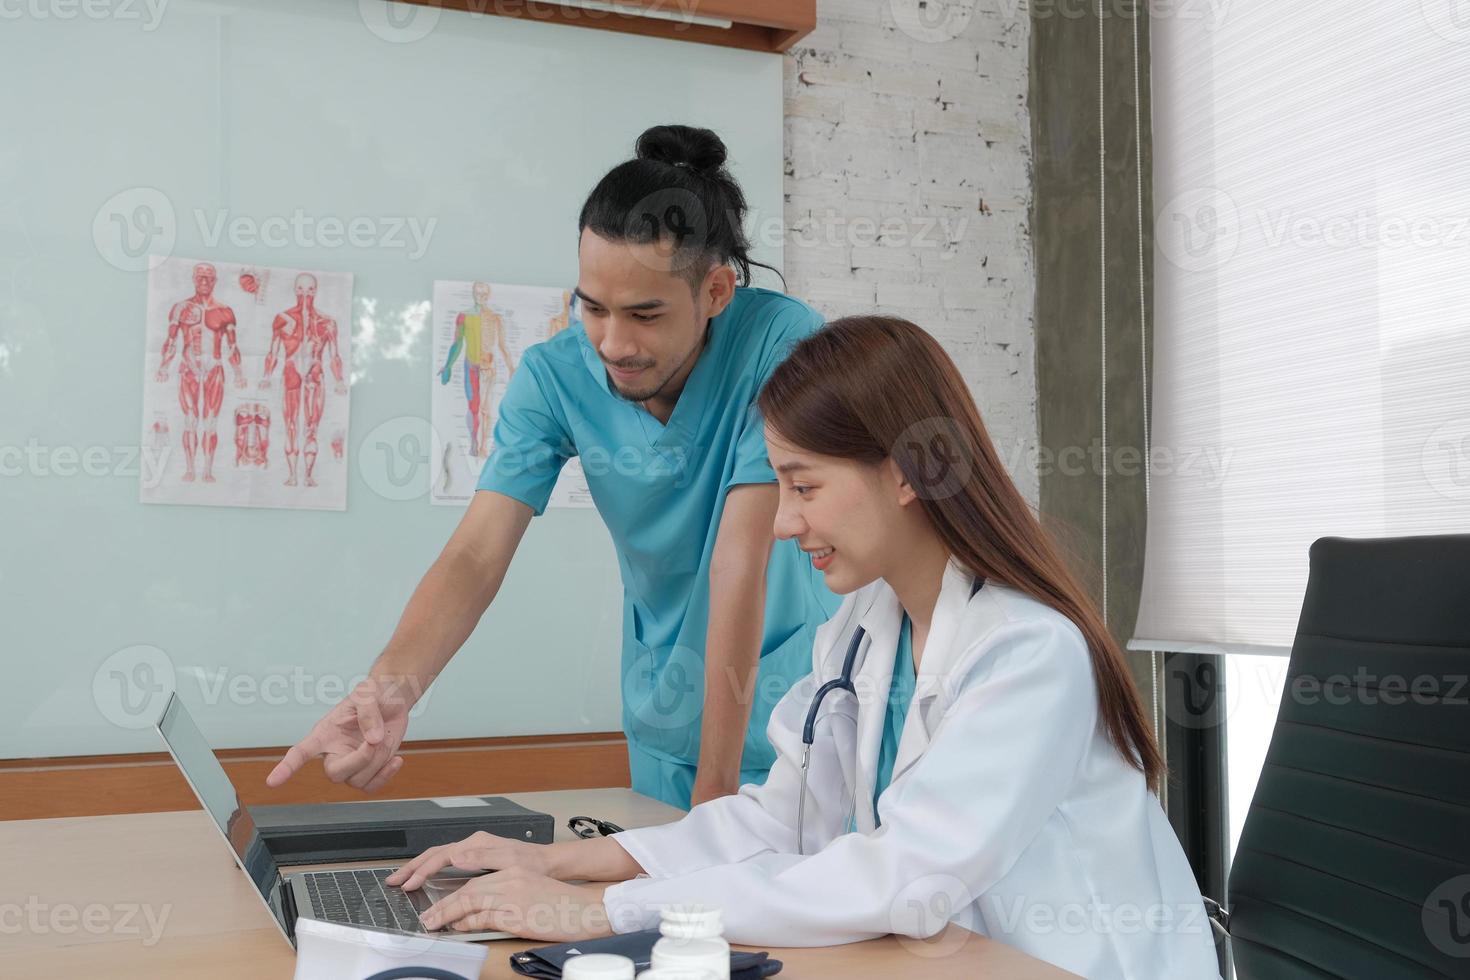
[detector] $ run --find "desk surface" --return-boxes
[0,788,1078,979]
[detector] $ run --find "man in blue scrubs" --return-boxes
[268,125,838,809]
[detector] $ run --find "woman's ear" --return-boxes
[886,457,919,507]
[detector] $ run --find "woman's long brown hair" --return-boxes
[759,315,1164,792]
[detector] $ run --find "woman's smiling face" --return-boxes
[766,425,911,596]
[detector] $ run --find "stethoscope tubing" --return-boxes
[795,577,986,855]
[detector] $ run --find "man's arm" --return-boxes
[266,490,534,789]
[371,489,534,688]
[691,483,778,806]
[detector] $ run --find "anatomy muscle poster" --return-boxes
[141,257,353,511]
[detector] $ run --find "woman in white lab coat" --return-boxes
[390,316,1223,980]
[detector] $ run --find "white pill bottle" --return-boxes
[564,953,636,980]
[648,906,730,980]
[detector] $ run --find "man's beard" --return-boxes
[605,324,710,405]
[608,368,669,404]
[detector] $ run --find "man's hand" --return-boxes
[264,674,419,791]
[417,868,614,942]
[262,494,532,793]
[386,832,554,891]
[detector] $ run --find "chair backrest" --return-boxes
[1227,535,1470,978]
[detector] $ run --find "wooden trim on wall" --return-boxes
[0,732,630,822]
[414,0,816,53]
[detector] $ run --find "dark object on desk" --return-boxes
[511,930,782,979]
[568,815,625,839]
[254,795,555,865]
[1214,534,1470,978]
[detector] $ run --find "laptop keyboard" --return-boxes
[303,868,426,933]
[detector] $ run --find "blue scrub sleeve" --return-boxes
[728,401,778,489]
[474,348,573,516]
[727,306,826,489]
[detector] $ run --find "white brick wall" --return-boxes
[782,0,1038,505]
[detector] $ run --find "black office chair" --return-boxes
[1216,535,1470,978]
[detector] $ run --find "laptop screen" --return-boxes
[156,691,289,937]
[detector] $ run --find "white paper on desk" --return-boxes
[292,917,489,980]
[430,796,490,808]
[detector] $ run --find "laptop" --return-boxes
[155,691,513,945]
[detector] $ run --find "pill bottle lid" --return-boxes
[658,905,724,939]
[564,952,637,980]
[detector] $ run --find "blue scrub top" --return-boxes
[476,287,840,774]
[873,614,915,823]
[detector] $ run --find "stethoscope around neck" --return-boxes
[795,575,987,855]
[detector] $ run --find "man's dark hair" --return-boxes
[578,124,784,289]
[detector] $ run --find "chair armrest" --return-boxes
[1203,895,1231,939]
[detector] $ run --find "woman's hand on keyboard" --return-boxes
[416,868,616,942]
[386,832,551,891]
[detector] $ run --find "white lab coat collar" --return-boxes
[848,558,981,831]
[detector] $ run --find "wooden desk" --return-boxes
[0,788,1078,979]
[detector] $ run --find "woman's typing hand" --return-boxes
[386,832,553,891]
